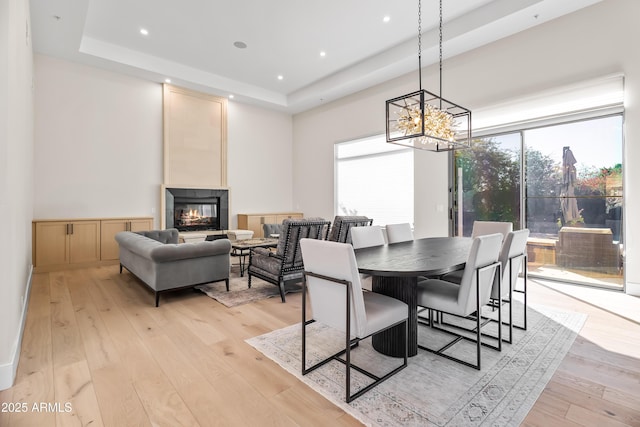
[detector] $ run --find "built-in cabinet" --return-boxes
[237,212,303,238]
[34,220,101,267]
[100,218,154,260]
[33,217,153,270]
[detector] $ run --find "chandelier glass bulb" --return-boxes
[397,103,458,143]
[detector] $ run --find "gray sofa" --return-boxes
[115,229,231,306]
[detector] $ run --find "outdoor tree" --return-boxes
[455,136,623,235]
[455,138,560,234]
[455,138,521,231]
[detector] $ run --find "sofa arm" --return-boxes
[136,228,179,244]
[150,239,232,262]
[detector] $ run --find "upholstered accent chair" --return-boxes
[248,218,331,302]
[262,223,284,238]
[327,216,373,244]
[300,238,408,403]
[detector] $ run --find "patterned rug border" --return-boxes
[245,303,587,427]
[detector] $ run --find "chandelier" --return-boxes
[386,0,471,152]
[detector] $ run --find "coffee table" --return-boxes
[231,238,279,277]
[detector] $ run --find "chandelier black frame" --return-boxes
[385,0,471,152]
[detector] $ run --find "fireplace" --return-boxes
[165,188,229,232]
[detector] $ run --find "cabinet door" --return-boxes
[101,218,153,260]
[129,218,153,232]
[100,218,153,261]
[247,215,276,238]
[69,221,100,264]
[100,220,128,261]
[276,213,303,223]
[35,222,69,267]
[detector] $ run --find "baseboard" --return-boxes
[626,281,640,297]
[0,265,33,391]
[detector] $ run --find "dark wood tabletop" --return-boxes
[354,236,473,357]
[355,236,473,277]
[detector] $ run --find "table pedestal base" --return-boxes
[372,276,418,357]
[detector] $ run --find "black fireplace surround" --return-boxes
[165,188,229,232]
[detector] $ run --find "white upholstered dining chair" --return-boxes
[416,233,503,370]
[441,221,513,284]
[300,238,408,402]
[385,223,414,244]
[471,220,513,240]
[349,225,386,291]
[492,229,530,342]
[350,225,386,249]
[441,228,530,344]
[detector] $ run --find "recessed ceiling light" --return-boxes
[383,16,391,23]
[229,94,234,99]
[140,28,149,36]
[164,78,171,83]
[233,41,247,49]
[277,75,284,80]
[320,51,326,57]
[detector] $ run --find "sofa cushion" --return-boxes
[150,240,231,262]
[136,228,179,244]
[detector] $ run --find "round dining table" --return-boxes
[355,236,473,357]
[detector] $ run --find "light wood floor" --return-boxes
[1,265,639,427]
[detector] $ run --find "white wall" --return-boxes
[227,101,294,227]
[33,56,295,230]
[34,55,163,224]
[0,0,34,390]
[292,0,640,293]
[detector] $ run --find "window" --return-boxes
[335,135,414,226]
[453,76,624,289]
[453,132,522,237]
[453,115,624,289]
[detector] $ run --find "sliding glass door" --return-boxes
[452,133,521,237]
[453,115,624,289]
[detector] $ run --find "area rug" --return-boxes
[246,301,586,426]
[195,270,301,307]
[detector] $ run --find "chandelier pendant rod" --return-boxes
[418,0,422,91]
[439,0,443,110]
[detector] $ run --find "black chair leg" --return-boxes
[225,278,230,292]
[279,281,286,303]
